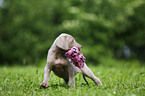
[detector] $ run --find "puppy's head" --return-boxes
[55,33,82,50]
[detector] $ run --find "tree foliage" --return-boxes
[0,0,145,65]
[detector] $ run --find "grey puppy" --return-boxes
[40,33,102,88]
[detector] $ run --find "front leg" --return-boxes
[81,63,102,86]
[68,66,75,89]
[40,65,51,87]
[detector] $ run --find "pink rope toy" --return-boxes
[65,47,86,68]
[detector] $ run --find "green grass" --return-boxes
[0,59,145,96]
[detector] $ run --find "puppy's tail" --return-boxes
[83,74,88,84]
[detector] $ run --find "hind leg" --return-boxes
[64,79,69,84]
[63,79,69,87]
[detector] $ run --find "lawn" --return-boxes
[0,59,144,96]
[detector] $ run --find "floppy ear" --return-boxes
[56,36,69,50]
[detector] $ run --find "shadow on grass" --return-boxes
[49,84,67,88]
[39,83,68,89]
[39,83,90,89]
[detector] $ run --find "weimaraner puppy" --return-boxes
[40,33,102,88]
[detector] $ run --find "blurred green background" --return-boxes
[0,0,145,65]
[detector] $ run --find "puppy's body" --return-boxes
[40,33,102,88]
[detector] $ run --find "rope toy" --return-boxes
[65,47,86,68]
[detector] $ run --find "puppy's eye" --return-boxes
[72,40,74,43]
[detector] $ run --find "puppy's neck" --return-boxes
[54,47,67,59]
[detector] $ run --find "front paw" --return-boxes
[40,82,48,88]
[97,81,102,86]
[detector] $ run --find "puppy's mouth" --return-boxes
[78,46,82,51]
[77,46,82,51]
[78,47,81,51]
